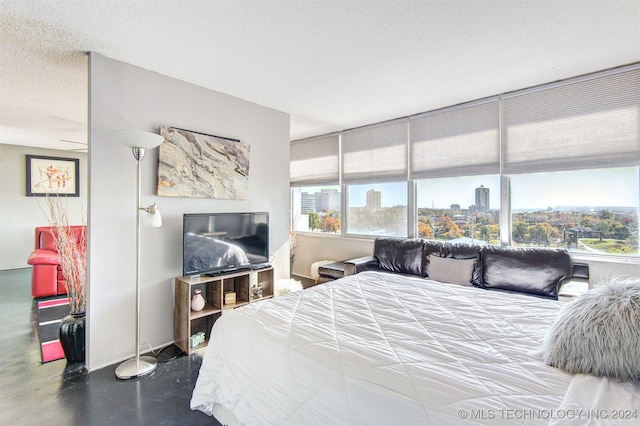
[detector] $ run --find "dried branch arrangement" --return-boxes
[43,195,87,314]
[290,213,300,261]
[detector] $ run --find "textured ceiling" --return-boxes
[1,0,639,151]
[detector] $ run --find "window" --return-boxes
[416,175,500,243]
[290,135,341,234]
[511,167,639,255]
[346,182,407,237]
[290,64,640,258]
[291,186,341,234]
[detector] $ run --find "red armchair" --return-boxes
[27,226,86,298]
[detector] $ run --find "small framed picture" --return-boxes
[26,155,80,197]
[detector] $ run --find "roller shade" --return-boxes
[502,67,640,174]
[342,120,408,184]
[410,99,500,179]
[290,135,339,186]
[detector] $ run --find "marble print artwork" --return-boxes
[157,127,249,199]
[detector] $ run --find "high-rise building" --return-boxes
[475,185,490,211]
[366,189,382,208]
[301,192,316,213]
[315,189,341,212]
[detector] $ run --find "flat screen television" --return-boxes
[183,212,269,276]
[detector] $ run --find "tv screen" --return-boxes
[183,212,269,276]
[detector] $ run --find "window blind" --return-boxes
[410,99,500,179]
[290,135,339,186]
[342,120,408,184]
[502,67,640,174]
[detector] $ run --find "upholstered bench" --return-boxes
[317,262,345,284]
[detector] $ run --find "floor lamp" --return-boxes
[112,130,165,380]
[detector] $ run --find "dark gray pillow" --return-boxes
[442,242,482,259]
[473,246,571,299]
[541,277,640,382]
[374,238,424,277]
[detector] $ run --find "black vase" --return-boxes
[59,313,86,364]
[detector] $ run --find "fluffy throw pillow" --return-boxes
[541,276,640,382]
[427,255,476,286]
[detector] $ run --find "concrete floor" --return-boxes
[0,268,219,426]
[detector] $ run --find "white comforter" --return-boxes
[190,271,638,425]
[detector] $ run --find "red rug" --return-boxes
[36,297,69,363]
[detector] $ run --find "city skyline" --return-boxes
[301,167,638,212]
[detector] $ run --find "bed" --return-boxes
[191,270,640,425]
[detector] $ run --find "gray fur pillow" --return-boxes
[541,276,640,382]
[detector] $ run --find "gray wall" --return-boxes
[0,144,87,270]
[88,53,290,370]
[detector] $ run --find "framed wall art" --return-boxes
[157,127,250,199]
[26,155,80,197]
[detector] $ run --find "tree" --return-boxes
[438,215,462,239]
[512,221,528,242]
[308,212,322,231]
[322,216,339,233]
[438,215,454,233]
[417,215,432,227]
[595,219,618,238]
[598,209,614,220]
[528,222,558,246]
[441,228,463,239]
[383,206,407,235]
[479,225,491,242]
[579,215,596,229]
[488,224,501,243]
[611,224,631,240]
[418,222,433,238]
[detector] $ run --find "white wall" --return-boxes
[292,233,373,278]
[87,53,290,370]
[0,144,87,270]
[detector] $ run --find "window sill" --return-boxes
[571,251,640,265]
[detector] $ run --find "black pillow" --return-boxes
[442,242,482,259]
[374,238,424,277]
[473,246,571,299]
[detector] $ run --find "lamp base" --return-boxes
[115,355,158,380]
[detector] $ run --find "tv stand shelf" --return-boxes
[174,267,274,354]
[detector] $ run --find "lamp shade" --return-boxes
[112,130,165,149]
[143,209,162,228]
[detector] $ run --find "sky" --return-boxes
[416,176,499,210]
[510,168,638,210]
[305,167,639,211]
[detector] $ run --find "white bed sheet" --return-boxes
[190,271,633,425]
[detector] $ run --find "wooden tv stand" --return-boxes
[174,267,274,354]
